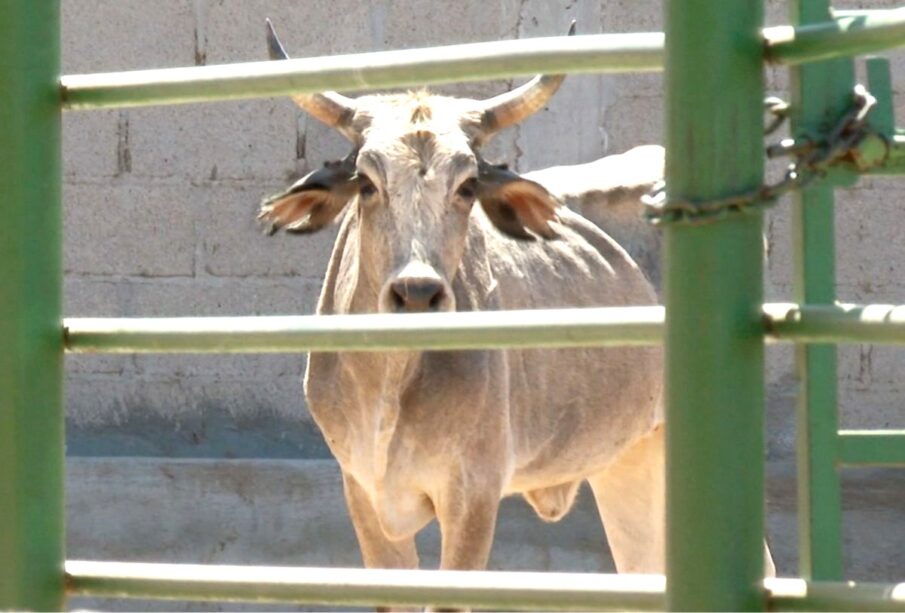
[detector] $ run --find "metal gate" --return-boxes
[2,0,905,610]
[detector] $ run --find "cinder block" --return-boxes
[203,1,377,65]
[127,101,298,182]
[382,0,519,49]
[66,371,311,428]
[838,342,874,391]
[64,276,122,316]
[63,182,197,277]
[67,374,198,426]
[608,72,664,100]
[764,352,797,460]
[61,1,195,72]
[520,0,598,38]
[601,95,664,155]
[764,200,795,292]
[842,343,905,390]
[601,0,662,32]
[65,276,319,318]
[125,277,322,316]
[132,353,304,382]
[837,186,905,289]
[839,386,905,429]
[63,110,120,179]
[197,182,339,278]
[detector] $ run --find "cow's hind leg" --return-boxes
[342,471,419,570]
[587,425,665,573]
[588,426,777,577]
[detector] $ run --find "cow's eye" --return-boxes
[456,178,477,202]
[358,175,378,199]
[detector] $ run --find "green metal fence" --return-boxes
[2,0,905,610]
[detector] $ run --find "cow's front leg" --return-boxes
[342,471,419,570]
[434,486,501,571]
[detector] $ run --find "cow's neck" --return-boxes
[318,212,429,480]
[313,210,498,483]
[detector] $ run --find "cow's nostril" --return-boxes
[389,277,446,312]
[390,286,406,310]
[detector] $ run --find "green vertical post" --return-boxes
[663,1,766,610]
[0,1,65,610]
[787,0,849,582]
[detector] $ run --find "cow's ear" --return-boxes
[476,162,559,241]
[258,158,358,235]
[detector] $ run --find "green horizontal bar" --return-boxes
[63,307,664,354]
[768,578,905,612]
[64,563,905,611]
[60,32,664,110]
[65,302,905,355]
[838,430,905,467]
[65,562,666,611]
[765,302,905,345]
[58,14,905,111]
[766,8,905,66]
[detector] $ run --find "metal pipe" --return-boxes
[767,578,905,612]
[838,430,905,467]
[65,562,666,611]
[765,303,905,345]
[64,562,905,611]
[60,33,664,110]
[766,8,905,65]
[663,0,766,610]
[63,303,905,354]
[63,307,664,353]
[784,0,849,581]
[0,1,65,610]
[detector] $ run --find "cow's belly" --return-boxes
[504,344,663,493]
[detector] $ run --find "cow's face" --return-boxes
[354,102,478,313]
[258,22,564,313]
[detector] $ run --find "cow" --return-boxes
[258,21,773,579]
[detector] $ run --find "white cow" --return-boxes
[259,21,773,578]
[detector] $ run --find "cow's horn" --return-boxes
[266,19,358,141]
[478,21,575,137]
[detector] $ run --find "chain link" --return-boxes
[644,85,878,226]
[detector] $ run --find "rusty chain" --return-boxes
[643,84,878,226]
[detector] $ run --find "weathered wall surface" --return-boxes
[62,0,904,602]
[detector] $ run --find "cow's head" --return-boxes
[259,20,567,313]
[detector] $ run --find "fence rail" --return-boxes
[62,306,664,353]
[63,302,905,353]
[65,562,905,612]
[60,33,664,110]
[59,7,905,111]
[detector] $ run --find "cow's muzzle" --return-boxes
[379,263,454,314]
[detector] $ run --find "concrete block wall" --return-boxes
[61,0,904,599]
